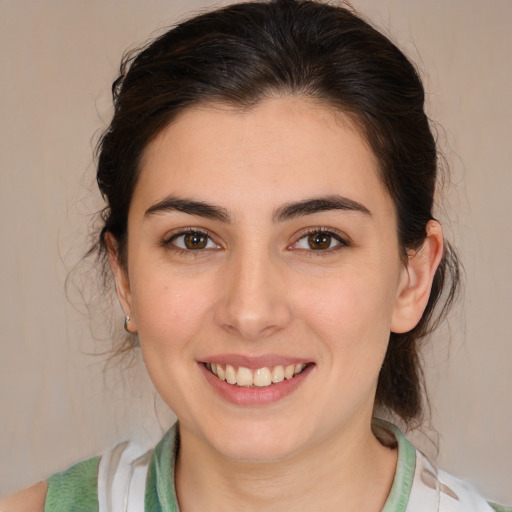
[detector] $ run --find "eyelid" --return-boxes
[162,227,222,252]
[288,227,351,252]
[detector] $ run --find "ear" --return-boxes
[105,232,137,333]
[391,220,444,334]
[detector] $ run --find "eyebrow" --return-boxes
[145,195,231,223]
[144,194,370,223]
[272,195,371,222]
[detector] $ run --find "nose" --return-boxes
[214,249,293,340]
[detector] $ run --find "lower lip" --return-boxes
[199,363,314,406]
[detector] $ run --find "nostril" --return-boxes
[219,323,240,336]
[218,321,284,340]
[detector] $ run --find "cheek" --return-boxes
[129,266,217,352]
[295,265,397,361]
[129,269,219,416]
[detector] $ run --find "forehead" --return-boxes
[134,96,393,219]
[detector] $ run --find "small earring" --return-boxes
[124,315,131,333]
[124,315,139,346]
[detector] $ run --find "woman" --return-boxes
[1,0,509,510]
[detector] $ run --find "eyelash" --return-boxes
[163,226,350,257]
[289,227,350,255]
[162,228,221,256]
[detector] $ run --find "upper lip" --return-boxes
[199,354,313,369]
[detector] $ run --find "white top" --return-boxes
[96,421,504,512]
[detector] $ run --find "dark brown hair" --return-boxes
[95,0,460,425]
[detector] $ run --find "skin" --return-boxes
[1,96,442,511]
[0,482,47,512]
[111,96,443,511]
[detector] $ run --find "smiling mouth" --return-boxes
[204,362,309,388]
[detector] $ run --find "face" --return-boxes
[113,96,420,463]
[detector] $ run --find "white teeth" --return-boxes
[225,364,237,385]
[295,363,306,374]
[207,362,308,388]
[284,364,295,379]
[253,367,272,387]
[236,367,253,387]
[272,365,285,383]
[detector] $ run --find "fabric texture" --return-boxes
[44,422,510,512]
[97,440,153,512]
[490,505,512,512]
[44,456,100,512]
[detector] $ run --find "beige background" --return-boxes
[1,0,511,504]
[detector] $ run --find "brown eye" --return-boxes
[184,232,208,249]
[291,229,348,252]
[307,233,332,250]
[168,230,221,251]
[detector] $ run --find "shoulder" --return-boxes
[44,456,101,512]
[379,420,510,512]
[0,482,48,512]
[1,434,161,512]
[0,457,100,512]
[412,449,510,512]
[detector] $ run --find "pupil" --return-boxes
[185,232,207,249]
[309,233,330,250]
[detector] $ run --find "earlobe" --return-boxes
[391,220,444,334]
[105,233,137,333]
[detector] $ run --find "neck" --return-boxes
[175,418,397,512]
